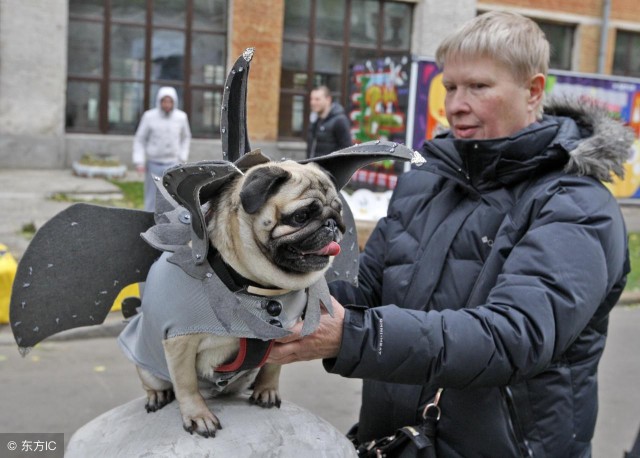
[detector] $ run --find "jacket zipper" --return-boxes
[502,386,534,458]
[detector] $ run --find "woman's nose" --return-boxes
[446,89,469,114]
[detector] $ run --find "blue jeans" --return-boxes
[144,160,177,212]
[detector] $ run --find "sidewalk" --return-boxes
[0,169,639,457]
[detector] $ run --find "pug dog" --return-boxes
[119,159,345,438]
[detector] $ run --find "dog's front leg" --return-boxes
[163,335,221,437]
[250,363,282,408]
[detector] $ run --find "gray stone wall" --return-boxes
[64,135,307,168]
[0,0,68,168]
[411,0,476,59]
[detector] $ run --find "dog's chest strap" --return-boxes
[215,338,274,373]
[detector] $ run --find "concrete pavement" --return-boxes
[0,169,639,457]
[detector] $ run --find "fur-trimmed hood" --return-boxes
[545,98,635,182]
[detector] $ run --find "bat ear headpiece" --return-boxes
[221,47,254,163]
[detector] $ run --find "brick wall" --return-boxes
[577,24,601,73]
[610,0,640,22]
[229,0,284,142]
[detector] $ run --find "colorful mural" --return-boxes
[411,59,640,198]
[546,73,640,197]
[350,56,411,143]
[411,61,444,149]
[348,56,412,191]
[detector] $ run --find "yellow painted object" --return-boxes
[0,243,136,323]
[111,282,140,312]
[0,244,18,324]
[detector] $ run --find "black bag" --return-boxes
[350,390,442,458]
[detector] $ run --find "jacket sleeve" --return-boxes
[179,114,192,163]
[132,112,150,166]
[326,182,628,388]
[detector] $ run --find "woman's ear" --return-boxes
[527,73,546,112]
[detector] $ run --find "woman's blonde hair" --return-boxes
[435,11,550,84]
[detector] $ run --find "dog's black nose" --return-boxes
[325,219,337,231]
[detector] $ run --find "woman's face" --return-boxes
[441,56,544,140]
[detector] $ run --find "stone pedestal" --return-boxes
[66,395,357,457]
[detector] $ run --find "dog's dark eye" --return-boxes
[292,209,310,225]
[283,202,321,227]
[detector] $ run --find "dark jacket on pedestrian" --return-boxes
[327,101,632,457]
[307,103,352,158]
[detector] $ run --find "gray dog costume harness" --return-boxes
[118,250,330,387]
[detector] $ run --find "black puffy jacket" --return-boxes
[327,103,632,457]
[306,103,352,158]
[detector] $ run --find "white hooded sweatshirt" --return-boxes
[132,87,192,166]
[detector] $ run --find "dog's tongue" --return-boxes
[313,241,341,257]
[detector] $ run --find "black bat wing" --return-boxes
[325,192,359,287]
[10,203,160,351]
[300,140,419,190]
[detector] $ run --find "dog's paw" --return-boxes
[145,389,175,413]
[181,407,222,438]
[249,388,281,408]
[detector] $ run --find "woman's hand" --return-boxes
[266,296,345,365]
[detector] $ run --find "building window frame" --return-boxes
[66,0,227,138]
[279,0,413,141]
[613,30,640,78]
[534,19,574,71]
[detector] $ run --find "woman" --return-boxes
[269,11,632,457]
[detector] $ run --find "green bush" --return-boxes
[78,153,121,167]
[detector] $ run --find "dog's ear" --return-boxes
[240,166,291,214]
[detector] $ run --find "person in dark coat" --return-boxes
[268,11,633,457]
[306,85,352,158]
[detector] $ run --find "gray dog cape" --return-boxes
[118,251,331,382]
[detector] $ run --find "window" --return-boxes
[534,20,574,71]
[613,30,640,78]
[279,0,413,139]
[66,0,227,137]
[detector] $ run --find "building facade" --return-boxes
[0,0,638,168]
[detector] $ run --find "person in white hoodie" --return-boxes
[133,86,192,212]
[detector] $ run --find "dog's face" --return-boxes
[207,160,345,290]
